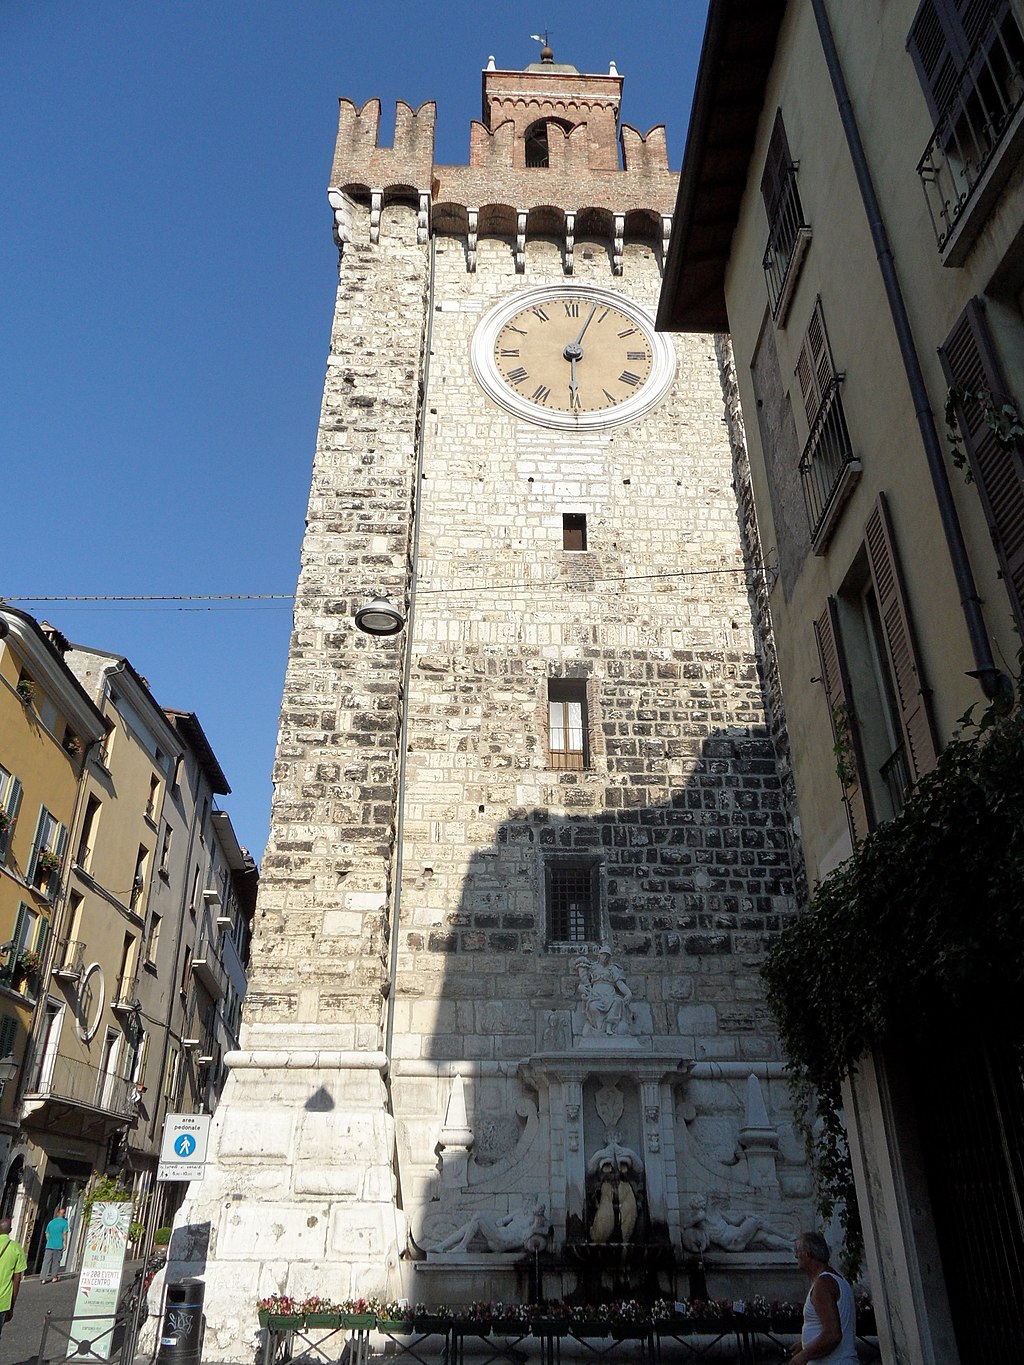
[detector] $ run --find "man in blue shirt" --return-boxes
[41,1206,69,1283]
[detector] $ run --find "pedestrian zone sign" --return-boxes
[157,1112,212,1182]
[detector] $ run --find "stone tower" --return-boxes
[173,50,811,1358]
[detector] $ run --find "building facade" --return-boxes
[0,610,107,1227]
[172,49,817,1359]
[659,2,1024,1362]
[0,617,256,1271]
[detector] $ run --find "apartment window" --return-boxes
[164,1046,180,1102]
[129,845,148,913]
[180,946,192,997]
[546,860,600,944]
[760,109,811,321]
[815,495,938,843]
[562,513,587,551]
[795,299,859,550]
[939,298,1024,634]
[548,679,588,770]
[159,825,172,875]
[189,866,201,914]
[3,903,46,992]
[76,795,101,870]
[145,773,160,823]
[115,933,136,1003]
[98,725,114,769]
[0,768,22,865]
[0,1015,16,1092]
[146,913,162,966]
[910,1,1024,252]
[28,808,68,901]
[199,798,209,843]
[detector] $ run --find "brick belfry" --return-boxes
[173,48,811,1357]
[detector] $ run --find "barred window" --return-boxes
[545,860,599,943]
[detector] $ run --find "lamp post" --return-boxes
[0,1055,18,1086]
[354,596,405,636]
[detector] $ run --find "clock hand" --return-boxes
[569,355,580,410]
[573,303,597,347]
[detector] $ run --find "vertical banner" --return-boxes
[68,1201,132,1360]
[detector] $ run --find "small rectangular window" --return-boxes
[146,913,162,966]
[562,513,587,551]
[548,679,588,770]
[546,860,600,943]
[77,795,101,870]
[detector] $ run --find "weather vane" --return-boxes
[530,30,553,51]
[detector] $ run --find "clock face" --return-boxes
[472,286,675,430]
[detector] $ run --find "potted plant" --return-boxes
[16,679,35,705]
[413,1302,453,1333]
[16,949,43,979]
[338,1296,376,1329]
[376,1300,414,1334]
[36,849,61,875]
[301,1295,340,1328]
[257,1294,303,1329]
[63,734,82,757]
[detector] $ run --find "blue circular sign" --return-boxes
[173,1133,196,1158]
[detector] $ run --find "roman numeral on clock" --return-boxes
[627,351,648,361]
[530,306,549,322]
[531,385,551,404]
[617,326,638,338]
[507,367,529,384]
[506,325,528,336]
[499,348,520,357]
[563,301,580,317]
[619,370,641,387]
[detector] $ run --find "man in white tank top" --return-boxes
[790,1230,858,1364]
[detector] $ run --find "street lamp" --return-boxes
[354,596,405,636]
[0,1056,18,1086]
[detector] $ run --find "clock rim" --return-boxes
[471,283,676,431]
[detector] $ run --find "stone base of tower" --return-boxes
[148,1026,404,1362]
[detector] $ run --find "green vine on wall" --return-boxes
[762,682,1024,1278]
[944,384,1024,480]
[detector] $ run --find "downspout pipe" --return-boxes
[810,0,1010,703]
[383,230,435,1063]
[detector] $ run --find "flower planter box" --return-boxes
[263,1314,305,1330]
[489,1320,527,1335]
[339,1313,375,1329]
[413,1314,451,1333]
[570,1323,610,1338]
[655,1320,699,1336]
[531,1318,570,1335]
[377,1319,414,1335]
[611,1325,650,1339]
[305,1313,341,1328]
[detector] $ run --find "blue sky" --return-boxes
[3,1,709,859]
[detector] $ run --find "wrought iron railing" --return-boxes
[798,377,857,541]
[762,165,810,316]
[917,6,1024,251]
[54,939,86,979]
[26,1051,136,1118]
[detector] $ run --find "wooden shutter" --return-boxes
[760,109,792,221]
[939,297,1024,635]
[795,299,834,427]
[864,495,938,781]
[0,777,22,864]
[0,1016,17,1062]
[907,0,1011,121]
[814,597,873,842]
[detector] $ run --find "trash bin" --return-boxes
[156,1278,205,1365]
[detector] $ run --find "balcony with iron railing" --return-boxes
[798,376,862,552]
[53,939,86,982]
[917,4,1024,262]
[23,1050,138,1122]
[191,933,227,1000]
[761,165,812,324]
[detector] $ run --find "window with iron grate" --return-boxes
[547,679,588,770]
[545,860,600,944]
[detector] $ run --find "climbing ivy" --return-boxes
[944,384,1024,479]
[762,684,1024,1277]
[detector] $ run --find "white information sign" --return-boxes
[157,1112,212,1182]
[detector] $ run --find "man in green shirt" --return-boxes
[0,1217,27,1341]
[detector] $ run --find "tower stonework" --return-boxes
[173,54,811,1358]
